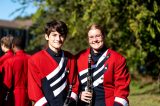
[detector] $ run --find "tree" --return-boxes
[14,0,160,78]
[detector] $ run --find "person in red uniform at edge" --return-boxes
[1,36,32,106]
[0,35,14,71]
[28,20,79,106]
[0,35,14,106]
[76,24,130,106]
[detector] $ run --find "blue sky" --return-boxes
[0,0,38,20]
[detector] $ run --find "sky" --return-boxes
[0,0,38,20]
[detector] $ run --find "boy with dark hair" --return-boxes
[28,20,78,106]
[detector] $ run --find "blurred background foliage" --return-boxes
[14,0,160,79]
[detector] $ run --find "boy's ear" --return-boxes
[45,34,49,40]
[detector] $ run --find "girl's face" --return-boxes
[88,28,104,53]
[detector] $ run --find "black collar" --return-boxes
[90,46,107,56]
[46,47,62,57]
[90,46,107,63]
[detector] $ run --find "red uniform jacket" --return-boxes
[0,50,14,72]
[2,50,31,106]
[76,48,130,106]
[0,50,14,106]
[28,50,79,106]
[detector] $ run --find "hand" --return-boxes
[80,91,92,103]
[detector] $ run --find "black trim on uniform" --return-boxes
[46,47,62,63]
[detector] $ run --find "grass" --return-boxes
[129,76,160,106]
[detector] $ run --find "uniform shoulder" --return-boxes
[63,50,75,59]
[29,50,46,60]
[108,49,126,60]
[75,48,89,59]
[2,56,14,65]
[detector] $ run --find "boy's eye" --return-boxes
[52,34,57,36]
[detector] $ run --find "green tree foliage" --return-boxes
[15,0,160,78]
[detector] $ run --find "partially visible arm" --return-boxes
[2,59,13,89]
[28,58,47,106]
[114,56,130,106]
[67,55,79,101]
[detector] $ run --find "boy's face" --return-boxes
[45,31,65,52]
